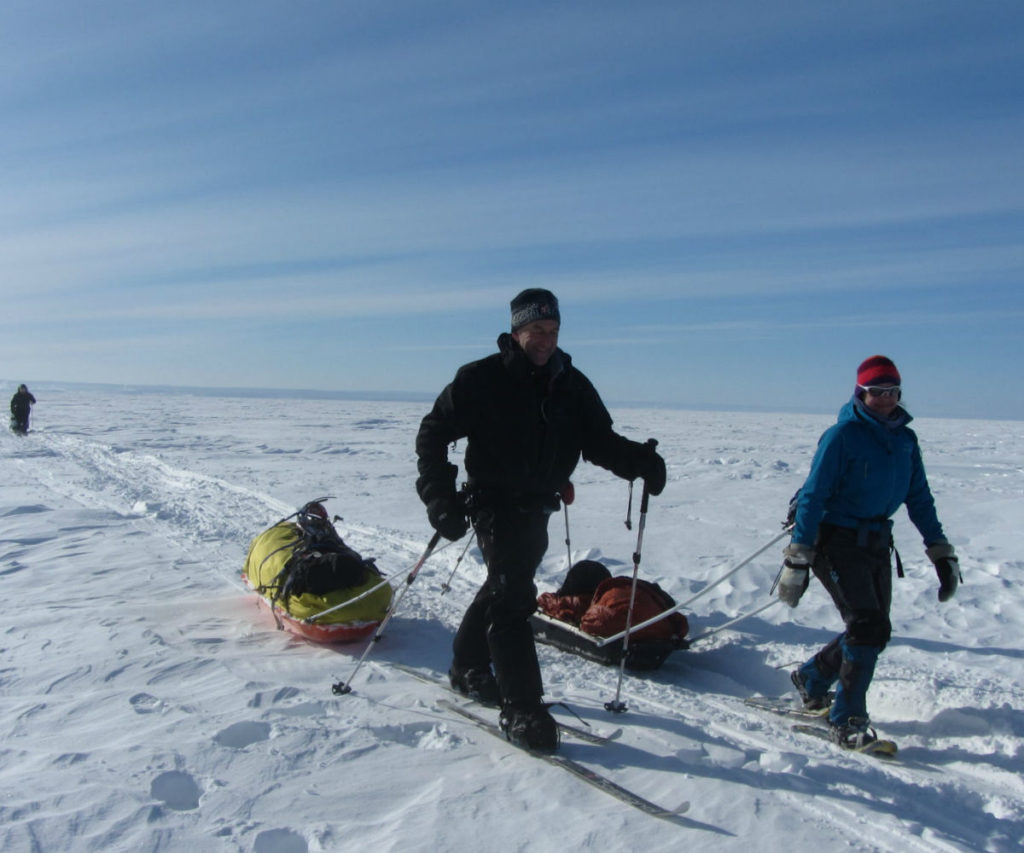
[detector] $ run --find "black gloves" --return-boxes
[638,440,666,496]
[427,491,469,541]
[777,543,814,607]
[926,542,961,602]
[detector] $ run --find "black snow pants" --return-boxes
[452,502,550,708]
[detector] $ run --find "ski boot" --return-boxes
[448,662,501,707]
[791,669,832,713]
[829,716,879,750]
[499,701,560,753]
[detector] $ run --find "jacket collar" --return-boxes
[497,332,568,380]
[842,393,912,433]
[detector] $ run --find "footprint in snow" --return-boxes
[214,720,271,749]
[150,770,201,811]
[129,692,164,714]
[370,721,464,751]
[254,828,308,853]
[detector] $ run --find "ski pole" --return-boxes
[561,481,575,571]
[606,441,657,713]
[332,530,442,695]
[440,531,477,594]
[596,523,793,648]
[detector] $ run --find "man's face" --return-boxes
[512,319,560,366]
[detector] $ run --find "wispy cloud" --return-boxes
[1,1,1022,417]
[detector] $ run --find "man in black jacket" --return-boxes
[416,289,666,752]
[10,384,36,434]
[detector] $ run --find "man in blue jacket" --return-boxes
[777,355,961,749]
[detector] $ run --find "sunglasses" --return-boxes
[859,385,901,398]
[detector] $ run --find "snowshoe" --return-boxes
[829,716,879,751]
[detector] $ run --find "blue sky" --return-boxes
[2,1,1022,419]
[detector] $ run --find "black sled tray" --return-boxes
[530,612,688,671]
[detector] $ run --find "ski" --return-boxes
[744,694,831,721]
[745,695,897,757]
[745,695,898,757]
[392,663,622,745]
[437,698,690,821]
[791,723,899,758]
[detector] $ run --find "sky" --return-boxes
[2,0,1022,420]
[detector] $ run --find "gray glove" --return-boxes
[926,542,961,602]
[777,543,814,607]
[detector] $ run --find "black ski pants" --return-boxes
[812,523,894,653]
[807,523,894,722]
[452,503,549,708]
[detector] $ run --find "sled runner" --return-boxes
[532,560,689,670]
[242,499,393,643]
[530,612,687,669]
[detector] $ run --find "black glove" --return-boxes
[427,492,469,541]
[777,543,814,607]
[639,441,666,496]
[926,542,961,602]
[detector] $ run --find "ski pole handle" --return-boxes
[639,438,658,514]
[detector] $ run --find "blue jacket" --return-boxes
[792,396,945,548]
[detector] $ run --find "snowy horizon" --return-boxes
[8,378,1024,424]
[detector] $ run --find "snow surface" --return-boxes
[2,387,1022,852]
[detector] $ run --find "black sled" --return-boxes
[532,560,690,671]
[531,611,687,670]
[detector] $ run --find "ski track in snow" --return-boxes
[1,390,1023,852]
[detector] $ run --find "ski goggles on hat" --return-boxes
[858,384,901,398]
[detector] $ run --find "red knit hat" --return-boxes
[857,355,901,387]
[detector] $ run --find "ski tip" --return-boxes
[862,740,899,757]
[672,800,691,815]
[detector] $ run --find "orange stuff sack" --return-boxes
[580,577,688,644]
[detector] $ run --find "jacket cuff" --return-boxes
[925,541,956,562]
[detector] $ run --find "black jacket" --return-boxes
[416,334,649,509]
[10,389,35,418]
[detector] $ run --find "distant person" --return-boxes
[10,384,36,434]
[777,355,961,749]
[415,288,666,752]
